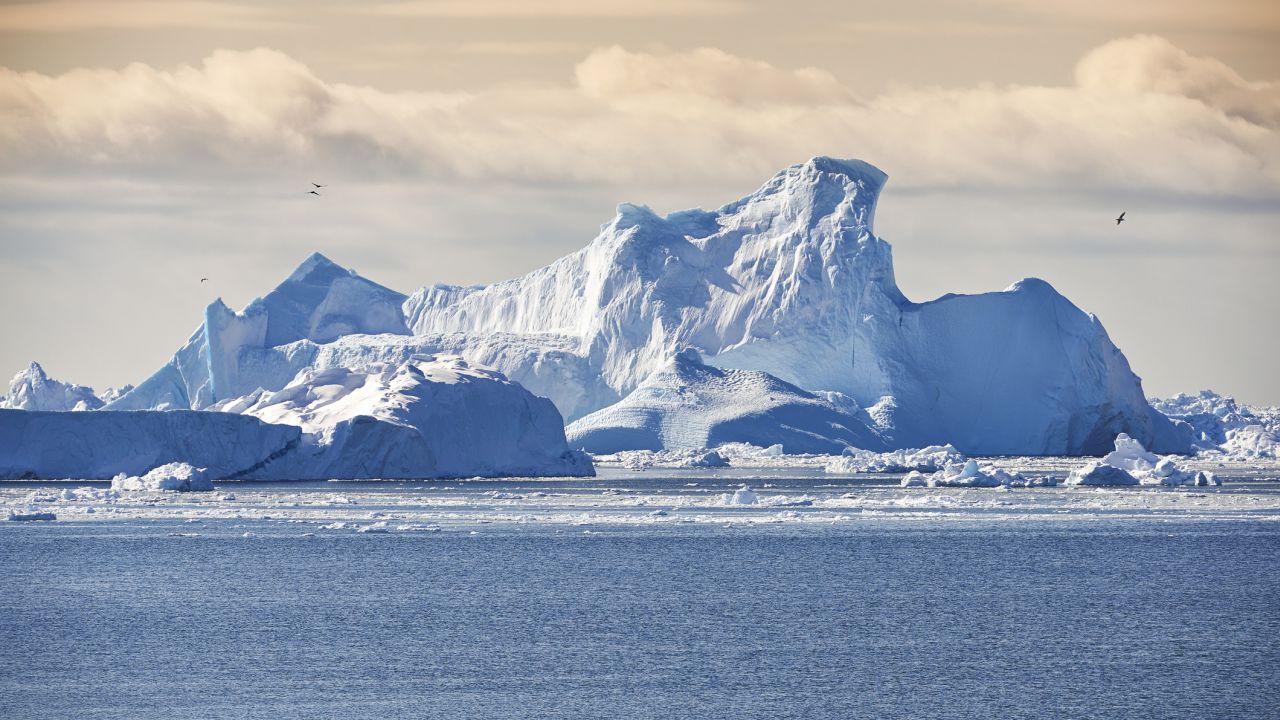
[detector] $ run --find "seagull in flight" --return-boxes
[308,190,321,196]
[312,183,325,188]
[1115,211,1126,225]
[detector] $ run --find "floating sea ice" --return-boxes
[1067,461,1140,487]
[110,463,214,492]
[7,510,56,521]
[722,485,759,505]
[929,460,1004,488]
[1102,433,1160,474]
[900,471,929,487]
[689,450,729,468]
[828,445,967,474]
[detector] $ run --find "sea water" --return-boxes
[2,503,1277,719]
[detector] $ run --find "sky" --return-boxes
[1,0,1278,404]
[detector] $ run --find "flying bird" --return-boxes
[308,190,321,196]
[200,278,208,283]
[1115,212,1126,225]
[312,183,325,188]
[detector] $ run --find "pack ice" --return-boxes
[10,156,1193,466]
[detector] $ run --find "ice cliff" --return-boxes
[104,156,1188,456]
[0,409,299,479]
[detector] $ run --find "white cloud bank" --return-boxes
[1,35,1277,197]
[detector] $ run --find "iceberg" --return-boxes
[565,349,886,454]
[723,485,760,505]
[0,408,300,480]
[399,157,1187,454]
[1151,391,1279,459]
[1065,433,1219,487]
[104,157,1187,457]
[2,362,102,411]
[111,463,214,492]
[1067,461,1140,487]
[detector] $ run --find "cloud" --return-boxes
[0,36,1277,199]
[575,46,856,106]
[1076,35,1280,126]
[365,0,743,19]
[0,1,288,31]
[960,0,1280,31]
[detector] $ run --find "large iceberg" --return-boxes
[2,362,102,411]
[105,157,1188,456]
[565,349,886,454]
[400,157,1186,454]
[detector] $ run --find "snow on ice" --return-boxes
[1,362,102,412]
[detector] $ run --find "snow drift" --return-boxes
[104,156,1188,456]
[565,348,886,454]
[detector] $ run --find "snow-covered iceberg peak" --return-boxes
[2,361,102,411]
[107,252,411,410]
[404,156,906,397]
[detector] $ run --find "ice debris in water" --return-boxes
[830,445,967,474]
[900,459,1047,488]
[7,510,57,521]
[111,462,214,492]
[1066,434,1219,487]
[723,485,759,505]
[689,450,728,468]
[1067,461,1140,487]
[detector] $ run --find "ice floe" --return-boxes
[111,463,214,492]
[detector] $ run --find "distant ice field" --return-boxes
[3,458,1279,530]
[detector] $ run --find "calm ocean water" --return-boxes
[2,518,1277,719]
